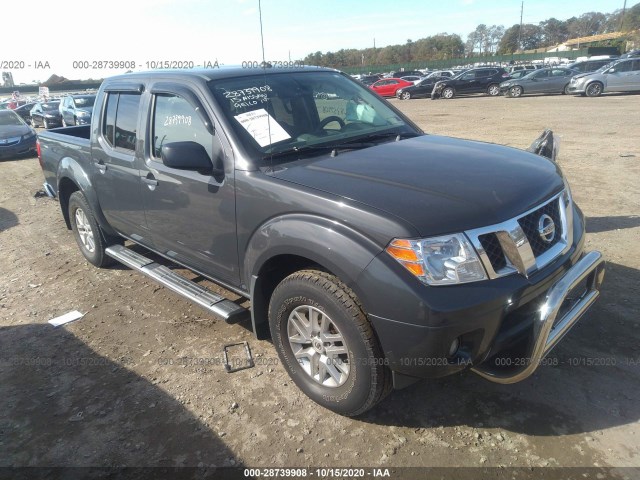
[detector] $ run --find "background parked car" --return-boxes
[507,70,533,79]
[567,59,614,74]
[620,49,640,59]
[507,65,536,74]
[431,67,509,99]
[500,67,579,97]
[12,102,36,124]
[391,70,423,78]
[568,58,640,97]
[0,110,37,159]
[358,74,383,86]
[59,94,96,126]
[400,75,423,85]
[370,78,413,97]
[30,101,62,129]
[396,75,450,99]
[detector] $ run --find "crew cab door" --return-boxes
[92,88,151,246]
[140,83,240,285]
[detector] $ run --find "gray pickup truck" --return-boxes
[37,66,605,416]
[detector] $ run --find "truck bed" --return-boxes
[38,125,92,196]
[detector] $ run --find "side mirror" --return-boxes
[161,141,223,175]
[607,69,615,74]
[527,129,559,162]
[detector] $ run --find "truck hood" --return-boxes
[271,135,564,236]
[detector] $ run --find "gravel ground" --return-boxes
[0,91,639,478]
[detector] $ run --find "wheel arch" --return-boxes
[244,214,383,339]
[56,157,117,236]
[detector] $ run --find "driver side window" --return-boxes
[152,94,218,161]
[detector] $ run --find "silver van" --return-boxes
[567,58,640,97]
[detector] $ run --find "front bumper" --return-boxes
[472,250,605,383]
[358,206,604,386]
[0,137,37,159]
[567,83,586,94]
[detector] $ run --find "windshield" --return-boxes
[0,111,24,126]
[208,71,417,160]
[74,96,95,108]
[43,102,60,111]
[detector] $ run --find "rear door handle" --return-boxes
[95,161,107,173]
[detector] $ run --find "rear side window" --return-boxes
[152,94,217,161]
[632,60,640,71]
[102,92,141,151]
[614,61,632,72]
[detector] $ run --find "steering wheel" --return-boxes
[317,115,346,132]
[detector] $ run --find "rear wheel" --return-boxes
[269,270,391,416]
[586,82,603,97]
[442,87,455,99]
[509,86,523,98]
[68,191,119,267]
[487,83,500,96]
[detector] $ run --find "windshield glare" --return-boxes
[74,96,95,108]
[208,71,415,159]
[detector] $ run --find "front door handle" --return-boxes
[142,176,159,187]
[95,161,107,173]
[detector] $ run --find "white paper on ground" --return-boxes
[234,108,290,147]
[48,310,85,327]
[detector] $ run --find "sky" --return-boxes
[4,0,624,85]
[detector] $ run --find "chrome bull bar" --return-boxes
[473,250,606,384]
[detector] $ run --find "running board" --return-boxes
[105,245,249,323]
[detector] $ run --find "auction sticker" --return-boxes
[234,109,290,147]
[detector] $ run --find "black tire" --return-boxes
[73,116,78,126]
[585,82,603,97]
[563,83,571,95]
[68,191,119,267]
[269,270,391,417]
[400,91,411,100]
[487,83,501,96]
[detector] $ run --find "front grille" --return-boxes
[466,191,572,279]
[479,233,507,271]
[518,200,562,256]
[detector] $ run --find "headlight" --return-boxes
[386,234,487,285]
[22,131,36,140]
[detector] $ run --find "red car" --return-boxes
[369,78,413,97]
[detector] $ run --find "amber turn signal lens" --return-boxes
[402,261,425,276]
[386,246,419,262]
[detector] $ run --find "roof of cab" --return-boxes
[104,65,337,84]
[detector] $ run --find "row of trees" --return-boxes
[303,3,640,67]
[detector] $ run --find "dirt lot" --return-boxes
[1,92,639,478]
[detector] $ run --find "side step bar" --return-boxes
[105,245,249,323]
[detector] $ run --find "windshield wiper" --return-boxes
[354,131,422,142]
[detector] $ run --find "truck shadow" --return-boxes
[364,261,640,437]
[0,323,238,470]
[0,207,19,232]
[586,215,640,233]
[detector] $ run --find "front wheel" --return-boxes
[269,270,391,416]
[563,83,571,95]
[509,86,523,98]
[487,83,500,96]
[441,87,455,99]
[400,91,411,100]
[586,82,603,97]
[68,191,119,267]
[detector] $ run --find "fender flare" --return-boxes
[243,214,385,337]
[57,156,117,237]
